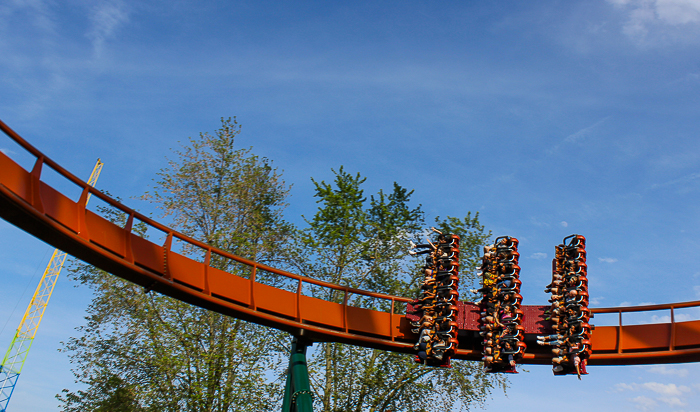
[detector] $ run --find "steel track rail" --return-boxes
[2,119,700,365]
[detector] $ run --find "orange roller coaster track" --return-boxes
[1,119,700,366]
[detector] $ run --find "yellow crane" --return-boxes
[0,159,103,411]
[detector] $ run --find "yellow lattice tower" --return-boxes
[0,159,103,411]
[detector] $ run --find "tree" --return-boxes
[290,167,506,412]
[59,119,505,411]
[59,118,293,411]
[59,373,145,412]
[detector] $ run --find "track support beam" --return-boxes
[282,337,313,412]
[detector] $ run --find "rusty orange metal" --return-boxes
[2,118,700,365]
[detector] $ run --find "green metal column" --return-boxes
[282,337,313,412]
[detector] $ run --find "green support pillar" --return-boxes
[282,336,313,412]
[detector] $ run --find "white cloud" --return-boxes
[658,396,685,406]
[656,0,700,24]
[648,365,689,377]
[616,382,637,391]
[650,314,671,323]
[694,285,700,297]
[599,257,618,263]
[644,382,690,396]
[630,395,657,411]
[617,382,691,396]
[589,296,604,305]
[529,252,547,260]
[560,221,568,227]
[87,1,129,57]
[609,0,700,41]
[651,313,693,323]
[0,148,13,155]
[618,382,692,410]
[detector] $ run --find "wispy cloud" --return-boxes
[649,172,700,192]
[599,257,618,263]
[666,71,700,89]
[590,296,604,305]
[529,252,548,260]
[608,0,700,43]
[616,383,638,392]
[529,217,550,227]
[616,382,691,396]
[648,365,689,378]
[658,396,685,407]
[0,0,56,34]
[629,395,657,411]
[87,1,129,57]
[564,117,610,144]
[651,149,700,171]
[650,313,693,323]
[549,117,610,153]
[617,382,692,410]
[560,221,568,227]
[612,0,700,25]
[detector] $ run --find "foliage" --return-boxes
[58,118,292,411]
[434,213,492,299]
[60,373,145,412]
[292,168,506,412]
[148,116,293,264]
[58,118,505,412]
[293,168,422,297]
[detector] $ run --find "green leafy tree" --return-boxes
[291,167,506,412]
[60,373,145,412]
[58,119,505,411]
[58,118,293,411]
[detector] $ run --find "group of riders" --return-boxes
[538,235,592,378]
[475,236,527,373]
[408,231,592,377]
[409,229,461,366]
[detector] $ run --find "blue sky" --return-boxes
[2,0,700,410]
